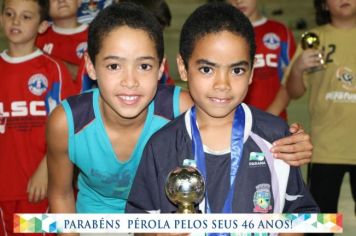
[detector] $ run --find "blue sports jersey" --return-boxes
[126,104,319,213]
[62,85,181,213]
[77,0,112,24]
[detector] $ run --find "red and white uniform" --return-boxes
[0,49,72,235]
[244,17,296,119]
[36,24,88,66]
[0,49,73,201]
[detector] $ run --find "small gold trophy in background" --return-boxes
[165,165,205,213]
[301,32,325,72]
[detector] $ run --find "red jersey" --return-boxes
[159,61,175,85]
[0,49,72,200]
[244,18,296,119]
[36,24,88,66]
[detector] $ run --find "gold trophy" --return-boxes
[301,32,325,72]
[165,166,205,213]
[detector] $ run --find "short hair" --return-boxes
[2,0,49,22]
[179,2,256,68]
[156,1,172,29]
[88,2,164,65]
[314,0,331,25]
[119,0,171,30]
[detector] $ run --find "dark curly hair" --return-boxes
[179,2,256,69]
[88,2,164,65]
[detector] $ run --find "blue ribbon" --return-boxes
[190,105,245,236]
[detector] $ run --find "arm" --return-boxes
[286,49,322,99]
[265,85,290,116]
[27,156,48,203]
[46,105,76,213]
[270,123,313,166]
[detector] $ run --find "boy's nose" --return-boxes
[120,71,139,89]
[213,71,231,90]
[12,16,20,25]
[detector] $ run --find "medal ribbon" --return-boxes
[190,105,245,236]
[190,105,245,213]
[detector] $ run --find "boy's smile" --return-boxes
[86,26,164,121]
[179,30,253,121]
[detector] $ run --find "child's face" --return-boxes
[1,0,44,45]
[326,0,356,20]
[227,0,258,20]
[49,0,81,21]
[178,30,253,119]
[86,26,164,120]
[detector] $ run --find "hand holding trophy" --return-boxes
[300,32,325,72]
[165,165,205,214]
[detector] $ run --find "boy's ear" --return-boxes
[176,54,188,82]
[38,20,50,34]
[84,53,97,81]
[158,58,166,81]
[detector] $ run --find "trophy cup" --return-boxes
[165,166,205,213]
[301,32,325,72]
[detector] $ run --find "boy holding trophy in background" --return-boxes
[286,0,356,216]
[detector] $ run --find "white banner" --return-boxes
[14,213,343,234]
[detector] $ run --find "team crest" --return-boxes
[76,42,88,59]
[336,66,356,91]
[263,33,280,50]
[28,74,48,96]
[253,183,272,213]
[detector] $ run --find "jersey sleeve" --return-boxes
[282,167,320,213]
[154,84,182,120]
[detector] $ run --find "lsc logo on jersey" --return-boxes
[263,33,280,50]
[28,74,48,96]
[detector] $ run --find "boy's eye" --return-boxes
[22,15,32,20]
[199,66,213,74]
[139,64,152,71]
[232,67,245,76]
[107,64,120,71]
[4,11,14,18]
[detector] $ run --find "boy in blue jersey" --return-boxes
[46,2,192,214]
[126,2,319,215]
[47,2,314,216]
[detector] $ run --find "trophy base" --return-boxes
[177,204,196,214]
